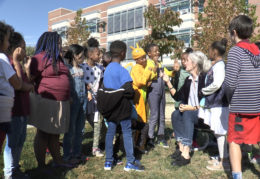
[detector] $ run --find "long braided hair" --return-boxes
[34,32,62,72]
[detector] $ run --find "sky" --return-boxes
[0,0,107,46]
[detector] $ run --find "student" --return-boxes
[63,44,87,164]
[81,38,104,157]
[101,51,112,68]
[3,31,33,179]
[224,15,260,179]
[145,44,170,148]
[163,51,211,166]
[130,44,154,154]
[28,32,72,169]
[198,39,230,171]
[0,22,23,152]
[97,40,144,171]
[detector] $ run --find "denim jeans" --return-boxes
[4,116,27,177]
[63,98,86,159]
[172,110,198,146]
[105,118,135,163]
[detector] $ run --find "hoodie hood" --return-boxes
[236,40,260,68]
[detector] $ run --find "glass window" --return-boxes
[87,19,97,33]
[108,15,114,34]
[114,13,121,33]
[179,1,190,14]
[121,11,127,31]
[135,37,143,45]
[127,38,134,60]
[199,0,205,12]
[135,8,143,29]
[128,9,134,30]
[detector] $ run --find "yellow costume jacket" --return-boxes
[131,64,152,123]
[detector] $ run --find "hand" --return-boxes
[88,92,92,101]
[24,56,32,71]
[179,104,194,112]
[163,74,170,83]
[147,81,152,86]
[13,47,25,62]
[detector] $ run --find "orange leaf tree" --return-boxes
[139,4,184,59]
[66,9,91,45]
[193,0,260,56]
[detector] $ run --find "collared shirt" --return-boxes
[188,75,199,107]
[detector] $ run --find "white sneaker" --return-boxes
[92,148,104,157]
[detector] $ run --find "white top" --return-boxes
[0,53,15,97]
[81,62,103,94]
[188,75,199,107]
[202,61,225,96]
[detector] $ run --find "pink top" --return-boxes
[9,57,30,116]
[30,52,70,101]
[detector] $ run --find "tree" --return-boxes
[66,9,91,45]
[26,46,35,56]
[193,0,260,55]
[139,4,184,59]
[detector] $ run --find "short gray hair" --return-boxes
[188,51,211,73]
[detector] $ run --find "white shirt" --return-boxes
[202,61,225,96]
[0,53,15,97]
[81,62,103,94]
[188,75,199,107]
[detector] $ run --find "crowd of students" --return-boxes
[0,14,259,179]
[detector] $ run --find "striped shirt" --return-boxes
[224,46,260,113]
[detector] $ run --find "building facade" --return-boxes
[48,0,260,60]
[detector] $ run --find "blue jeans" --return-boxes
[105,118,135,163]
[63,98,86,159]
[4,116,27,177]
[172,110,198,146]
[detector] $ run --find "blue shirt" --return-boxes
[104,62,132,89]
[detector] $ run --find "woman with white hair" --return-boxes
[163,51,211,166]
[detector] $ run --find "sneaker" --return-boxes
[206,162,230,171]
[171,155,190,166]
[192,141,199,151]
[250,154,260,164]
[147,139,155,148]
[124,161,144,172]
[207,158,219,165]
[7,168,30,179]
[113,159,123,165]
[104,161,113,171]
[92,148,104,157]
[170,149,182,160]
[158,140,169,148]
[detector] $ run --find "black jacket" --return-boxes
[172,73,206,105]
[97,82,134,123]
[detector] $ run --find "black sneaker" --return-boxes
[158,140,169,148]
[171,155,190,166]
[147,139,155,148]
[170,149,182,160]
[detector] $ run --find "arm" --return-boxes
[163,74,177,97]
[202,62,225,95]
[224,47,241,101]
[12,47,25,88]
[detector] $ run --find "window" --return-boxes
[114,13,121,33]
[108,14,114,34]
[128,9,135,30]
[87,19,98,33]
[127,38,134,59]
[135,7,143,29]
[121,11,127,31]
[199,0,205,12]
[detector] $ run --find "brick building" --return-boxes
[48,0,260,61]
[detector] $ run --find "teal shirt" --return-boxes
[175,68,190,108]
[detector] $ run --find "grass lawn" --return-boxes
[0,122,259,179]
